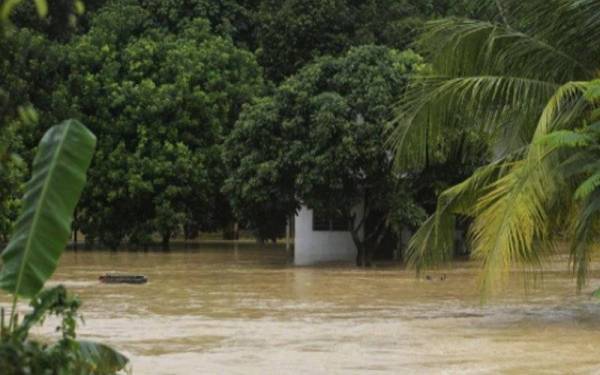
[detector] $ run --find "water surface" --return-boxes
[4,243,600,374]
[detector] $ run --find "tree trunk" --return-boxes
[351,226,372,267]
[161,232,171,251]
[233,221,239,240]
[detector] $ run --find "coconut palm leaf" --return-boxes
[0,120,96,299]
[406,159,507,271]
[470,160,559,293]
[389,75,556,170]
[570,192,600,291]
[535,130,593,149]
[392,0,600,295]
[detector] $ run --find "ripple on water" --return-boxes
[2,247,600,374]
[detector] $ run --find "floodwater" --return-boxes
[5,243,600,374]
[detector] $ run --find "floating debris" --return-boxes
[99,274,148,284]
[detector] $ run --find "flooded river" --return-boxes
[4,243,600,374]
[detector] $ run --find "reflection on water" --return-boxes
[2,243,600,374]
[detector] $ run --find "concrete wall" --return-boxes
[294,205,362,266]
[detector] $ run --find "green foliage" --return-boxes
[392,0,600,294]
[9,0,88,41]
[0,286,129,374]
[0,25,66,242]
[1,5,126,372]
[54,9,264,248]
[254,0,433,82]
[139,0,258,46]
[0,120,127,374]
[225,45,424,251]
[0,0,493,245]
[76,340,129,374]
[0,124,27,242]
[0,120,96,298]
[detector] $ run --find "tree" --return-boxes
[10,0,97,41]
[139,0,260,48]
[225,45,425,264]
[0,5,82,241]
[390,0,600,295]
[0,122,26,242]
[254,0,496,82]
[54,9,264,249]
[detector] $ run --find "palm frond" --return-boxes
[406,160,507,271]
[419,18,591,81]
[501,0,600,67]
[574,173,600,200]
[570,191,600,291]
[390,75,557,170]
[394,0,600,297]
[531,81,588,139]
[535,130,593,149]
[470,157,562,295]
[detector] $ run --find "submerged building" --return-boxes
[293,205,363,266]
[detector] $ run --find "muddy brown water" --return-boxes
[2,243,600,374]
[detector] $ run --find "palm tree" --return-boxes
[389,0,600,295]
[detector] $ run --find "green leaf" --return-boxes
[584,80,600,101]
[574,173,600,200]
[13,285,71,341]
[0,0,21,21]
[593,288,600,299]
[0,120,96,298]
[34,0,47,17]
[74,0,85,15]
[75,340,129,374]
[535,130,593,149]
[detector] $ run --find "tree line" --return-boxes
[0,0,497,254]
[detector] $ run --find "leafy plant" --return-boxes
[390,0,600,295]
[0,120,129,374]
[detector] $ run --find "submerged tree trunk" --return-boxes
[233,221,239,240]
[350,206,388,268]
[351,225,372,267]
[161,232,171,251]
[73,230,78,251]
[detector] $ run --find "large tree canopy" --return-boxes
[253,0,497,82]
[225,45,425,262]
[0,0,500,248]
[51,6,264,248]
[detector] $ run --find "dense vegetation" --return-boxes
[226,46,441,264]
[0,2,127,373]
[390,0,600,293]
[4,0,598,373]
[1,0,492,251]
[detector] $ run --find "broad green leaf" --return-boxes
[34,0,47,17]
[0,120,96,298]
[0,0,22,22]
[76,340,129,374]
[593,288,600,299]
[74,0,85,15]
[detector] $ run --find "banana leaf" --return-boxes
[76,340,130,374]
[0,120,96,298]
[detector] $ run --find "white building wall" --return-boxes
[294,205,362,266]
